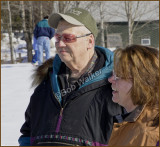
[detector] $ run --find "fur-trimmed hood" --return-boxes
[31,57,54,88]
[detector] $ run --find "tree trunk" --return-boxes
[52,1,59,13]
[40,1,43,19]
[105,24,108,48]
[20,1,33,62]
[126,1,133,45]
[28,1,33,62]
[8,1,15,64]
[59,1,65,13]
[100,2,105,47]
[29,1,34,32]
[75,2,80,7]
[52,1,55,13]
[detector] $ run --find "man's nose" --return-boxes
[108,75,115,83]
[55,40,66,47]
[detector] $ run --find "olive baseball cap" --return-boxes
[48,8,98,38]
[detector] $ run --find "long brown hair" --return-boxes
[114,45,159,107]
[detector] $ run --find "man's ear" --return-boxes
[87,34,94,49]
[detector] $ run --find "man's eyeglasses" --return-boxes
[55,33,92,43]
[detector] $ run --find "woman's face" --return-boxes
[108,73,133,108]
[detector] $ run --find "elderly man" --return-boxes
[18,8,123,146]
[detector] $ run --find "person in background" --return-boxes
[18,8,123,146]
[31,36,38,65]
[34,16,55,65]
[108,45,159,146]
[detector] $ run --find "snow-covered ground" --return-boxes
[1,63,35,146]
[1,33,56,146]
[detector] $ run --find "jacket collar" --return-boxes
[51,46,113,103]
[124,105,145,122]
[115,105,145,123]
[115,104,159,126]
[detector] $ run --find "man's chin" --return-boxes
[112,96,119,104]
[60,57,71,63]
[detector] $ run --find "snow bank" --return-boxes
[1,63,35,146]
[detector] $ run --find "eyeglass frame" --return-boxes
[112,70,132,81]
[55,33,92,43]
[112,72,121,81]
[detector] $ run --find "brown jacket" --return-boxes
[108,105,159,146]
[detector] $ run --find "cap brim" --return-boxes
[48,13,84,29]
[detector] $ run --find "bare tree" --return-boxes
[125,1,133,44]
[99,2,105,47]
[59,1,65,13]
[8,1,15,63]
[102,1,159,45]
[57,1,75,13]
[86,1,113,47]
[40,1,43,19]
[1,1,15,63]
[75,1,80,7]
[20,1,33,62]
[125,1,159,45]
[27,1,33,61]
[80,1,97,11]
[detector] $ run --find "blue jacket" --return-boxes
[33,19,55,39]
[18,46,123,146]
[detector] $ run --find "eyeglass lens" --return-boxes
[55,34,77,43]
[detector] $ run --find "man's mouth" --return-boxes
[59,50,67,53]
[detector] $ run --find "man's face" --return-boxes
[55,21,91,64]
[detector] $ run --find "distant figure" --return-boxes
[108,45,159,146]
[34,16,55,65]
[31,36,38,65]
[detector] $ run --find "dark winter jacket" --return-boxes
[33,19,55,39]
[18,46,123,146]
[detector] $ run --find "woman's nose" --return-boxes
[108,75,115,83]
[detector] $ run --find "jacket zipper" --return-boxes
[55,107,63,132]
[49,73,81,133]
[53,91,81,133]
[49,76,63,133]
[37,141,79,146]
